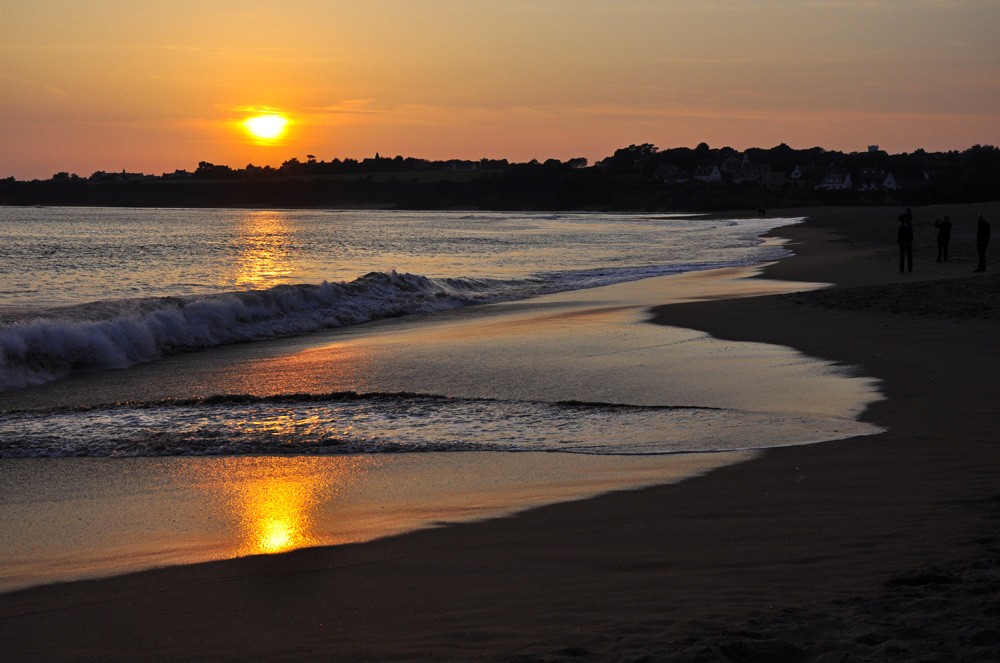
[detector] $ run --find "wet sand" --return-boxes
[2,203,999,661]
[1,453,761,593]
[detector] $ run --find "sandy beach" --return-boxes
[2,203,999,661]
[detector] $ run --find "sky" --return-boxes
[1,0,998,179]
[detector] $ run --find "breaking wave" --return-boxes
[0,263,732,392]
[0,271,534,391]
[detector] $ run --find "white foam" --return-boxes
[0,272,496,391]
[0,259,765,392]
[0,393,882,458]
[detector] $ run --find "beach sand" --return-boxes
[2,203,999,661]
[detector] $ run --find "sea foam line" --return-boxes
[2,389,725,415]
[0,392,724,458]
[0,271,521,391]
[0,389,880,459]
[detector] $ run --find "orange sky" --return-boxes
[2,1,998,179]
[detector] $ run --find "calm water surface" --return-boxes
[1,207,785,313]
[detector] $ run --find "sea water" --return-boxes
[0,207,883,589]
[1,208,781,391]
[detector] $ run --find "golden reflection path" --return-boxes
[213,455,373,556]
[233,210,295,290]
[243,471,313,554]
[221,341,375,395]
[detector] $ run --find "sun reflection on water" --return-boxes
[233,210,296,290]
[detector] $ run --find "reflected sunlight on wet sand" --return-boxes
[0,451,751,591]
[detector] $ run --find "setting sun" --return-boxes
[243,114,289,141]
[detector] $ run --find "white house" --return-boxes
[693,164,722,183]
[816,168,852,190]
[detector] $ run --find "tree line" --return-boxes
[2,143,997,211]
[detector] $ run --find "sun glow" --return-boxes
[243,114,289,141]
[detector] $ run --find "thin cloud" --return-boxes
[309,100,387,116]
[0,42,333,65]
[0,75,68,98]
[383,101,998,127]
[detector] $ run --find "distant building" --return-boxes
[816,168,852,190]
[868,144,880,153]
[779,164,829,188]
[693,164,722,184]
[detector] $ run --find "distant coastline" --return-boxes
[3,143,998,211]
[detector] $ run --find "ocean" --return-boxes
[0,207,883,589]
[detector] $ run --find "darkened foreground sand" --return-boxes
[3,203,999,661]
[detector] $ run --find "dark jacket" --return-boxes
[935,218,952,241]
[977,219,991,245]
[897,222,913,245]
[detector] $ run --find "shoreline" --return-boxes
[0,257,878,592]
[2,203,998,660]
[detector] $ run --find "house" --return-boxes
[857,169,900,192]
[693,164,722,183]
[816,168,852,190]
[786,165,806,188]
[655,164,690,184]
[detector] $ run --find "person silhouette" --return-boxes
[897,212,913,273]
[975,214,990,272]
[934,215,952,262]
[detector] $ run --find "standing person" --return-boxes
[975,214,990,272]
[935,215,952,262]
[897,212,913,273]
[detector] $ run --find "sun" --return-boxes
[243,114,289,141]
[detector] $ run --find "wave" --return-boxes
[0,391,722,458]
[0,261,746,392]
[3,389,721,415]
[0,390,881,458]
[0,272,530,391]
